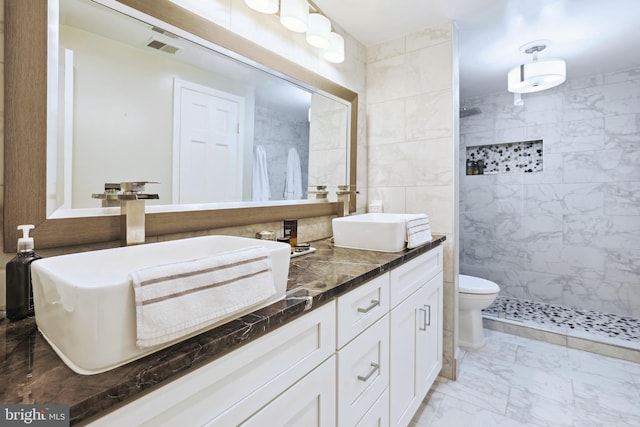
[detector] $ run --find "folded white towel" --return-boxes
[130,246,276,348]
[406,214,433,249]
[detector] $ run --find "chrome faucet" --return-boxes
[92,181,159,246]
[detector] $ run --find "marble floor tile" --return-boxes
[410,329,640,427]
[424,393,530,427]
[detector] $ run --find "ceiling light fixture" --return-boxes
[244,0,278,14]
[507,43,566,94]
[280,0,309,32]
[306,13,331,48]
[323,32,345,63]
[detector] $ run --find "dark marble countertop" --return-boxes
[0,236,445,425]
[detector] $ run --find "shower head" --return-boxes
[460,106,482,118]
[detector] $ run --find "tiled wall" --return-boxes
[460,66,640,318]
[366,22,460,379]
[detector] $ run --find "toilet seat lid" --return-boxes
[459,274,500,294]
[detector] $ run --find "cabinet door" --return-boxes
[389,288,421,427]
[389,273,442,427]
[241,356,336,427]
[416,272,443,396]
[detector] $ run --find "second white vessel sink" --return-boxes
[332,213,420,252]
[31,235,291,375]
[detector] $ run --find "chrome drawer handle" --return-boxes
[357,299,380,313]
[357,362,379,382]
[424,304,431,326]
[419,304,432,331]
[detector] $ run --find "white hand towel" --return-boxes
[406,214,433,249]
[130,246,276,348]
[252,145,271,201]
[283,147,302,200]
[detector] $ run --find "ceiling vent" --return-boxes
[146,36,181,54]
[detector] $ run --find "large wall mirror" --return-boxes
[4,0,358,251]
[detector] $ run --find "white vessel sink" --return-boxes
[332,213,419,252]
[31,235,290,375]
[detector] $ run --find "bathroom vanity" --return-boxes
[0,236,445,426]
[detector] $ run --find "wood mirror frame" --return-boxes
[4,0,358,252]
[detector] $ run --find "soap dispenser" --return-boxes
[6,225,42,321]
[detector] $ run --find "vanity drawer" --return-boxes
[337,315,389,427]
[390,246,442,309]
[336,273,390,349]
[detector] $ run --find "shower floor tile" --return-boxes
[483,296,640,344]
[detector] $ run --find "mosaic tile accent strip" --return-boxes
[466,139,543,175]
[483,296,640,343]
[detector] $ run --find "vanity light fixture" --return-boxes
[323,31,345,63]
[244,0,279,14]
[243,0,345,63]
[280,0,309,32]
[507,42,566,94]
[306,13,331,48]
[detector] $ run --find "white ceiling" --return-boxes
[313,0,640,98]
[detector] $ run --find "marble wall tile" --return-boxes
[558,118,606,152]
[461,130,494,148]
[369,139,453,187]
[563,214,640,249]
[604,113,640,150]
[605,181,640,215]
[604,247,640,283]
[562,86,605,121]
[366,54,410,104]
[600,80,640,116]
[522,213,563,244]
[527,242,605,277]
[405,89,453,141]
[367,187,406,214]
[494,126,527,145]
[525,183,605,216]
[405,42,453,96]
[462,239,527,271]
[366,99,405,146]
[521,271,564,305]
[366,36,405,64]
[563,148,640,183]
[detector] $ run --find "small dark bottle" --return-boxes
[6,225,42,321]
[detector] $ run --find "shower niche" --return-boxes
[465,139,543,175]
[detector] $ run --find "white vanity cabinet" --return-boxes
[88,302,336,427]
[87,244,444,427]
[389,247,444,427]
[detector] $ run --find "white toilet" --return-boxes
[458,274,500,349]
